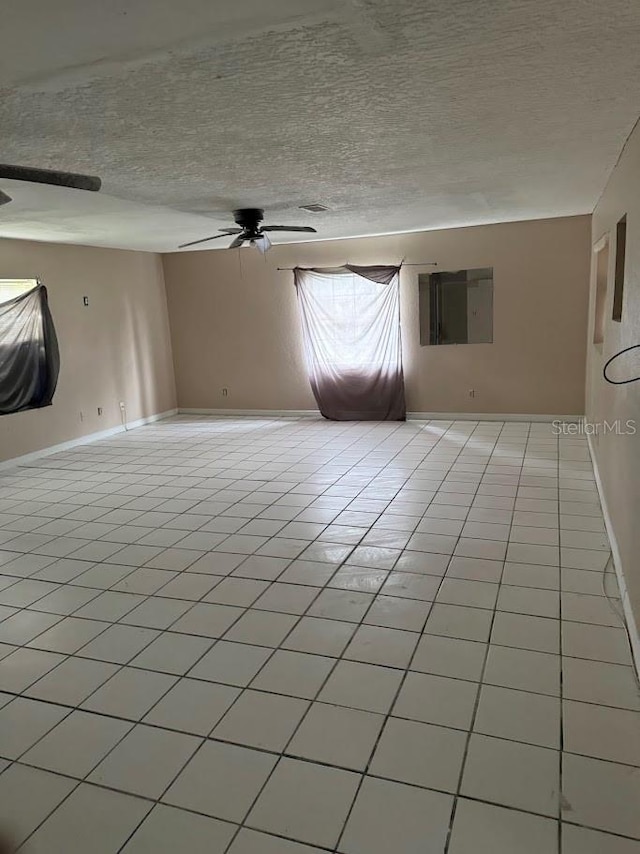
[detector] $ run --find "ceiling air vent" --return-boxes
[299,203,329,213]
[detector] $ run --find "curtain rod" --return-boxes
[276,262,437,271]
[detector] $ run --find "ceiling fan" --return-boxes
[179,208,317,252]
[0,165,102,206]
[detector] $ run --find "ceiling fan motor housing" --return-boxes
[233,208,264,230]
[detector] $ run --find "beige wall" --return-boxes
[0,239,176,463]
[586,121,640,637]
[163,215,590,415]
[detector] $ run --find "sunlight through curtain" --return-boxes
[294,265,406,420]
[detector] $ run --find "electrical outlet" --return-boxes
[119,401,126,411]
[97,407,103,416]
[79,411,84,422]
[222,388,228,397]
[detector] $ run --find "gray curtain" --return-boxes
[0,284,60,415]
[294,265,406,421]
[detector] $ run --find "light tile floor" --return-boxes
[0,416,639,853]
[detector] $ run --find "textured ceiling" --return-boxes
[1,0,640,252]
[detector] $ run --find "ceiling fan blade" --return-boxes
[0,190,12,206]
[219,227,243,234]
[254,233,271,254]
[0,165,101,192]
[229,235,246,249]
[261,225,317,233]
[178,233,230,249]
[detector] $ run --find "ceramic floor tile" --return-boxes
[318,660,404,713]
[281,616,356,656]
[461,733,559,816]
[76,623,159,664]
[446,555,503,583]
[25,656,118,705]
[0,697,69,759]
[473,684,561,748]
[483,645,561,696]
[287,701,384,770]
[328,565,389,594]
[23,782,152,854]
[448,798,558,854]
[170,602,244,637]
[81,667,177,720]
[144,677,240,735]
[338,775,453,854]
[306,588,375,622]
[277,559,338,587]
[22,709,132,778]
[122,803,236,854]
[0,647,65,693]
[561,823,640,854]
[212,689,309,751]
[496,584,559,618]
[393,671,479,730]
[501,562,559,590]
[251,649,335,699]
[379,571,440,601]
[455,538,507,561]
[561,753,640,838]
[228,828,323,853]
[392,551,450,576]
[490,611,560,653]
[0,610,63,645]
[411,634,487,681]
[204,577,270,606]
[253,582,319,615]
[190,641,272,685]
[562,591,623,627]
[130,631,213,674]
[561,621,633,665]
[362,595,431,631]
[425,603,493,643]
[89,723,201,798]
[369,716,467,792]
[563,700,640,766]
[344,624,418,668]
[247,757,360,849]
[231,555,290,581]
[562,657,640,710]
[0,764,76,849]
[224,609,298,646]
[163,740,277,822]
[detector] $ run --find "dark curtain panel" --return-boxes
[0,284,60,415]
[294,265,406,421]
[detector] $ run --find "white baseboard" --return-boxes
[407,412,582,422]
[178,408,581,423]
[179,408,319,417]
[0,409,178,472]
[587,434,640,679]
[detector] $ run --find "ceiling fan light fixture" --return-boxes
[299,203,329,213]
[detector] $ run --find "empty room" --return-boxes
[1,1,639,852]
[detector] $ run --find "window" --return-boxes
[593,238,609,346]
[0,278,38,305]
[612,215,627,322]
[419,268,493,345]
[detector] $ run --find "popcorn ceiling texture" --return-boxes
[1,0,640,251]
